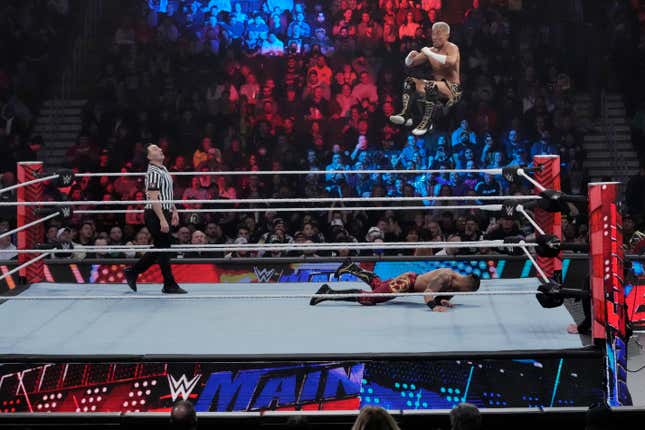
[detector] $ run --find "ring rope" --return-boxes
[12,240,537,254]
[517,168,546,192]
[517,240,550,283]
[0,195,541,207]
[515,205,545,236]
[74,204,504,215]
[0,252,50,282]
[0,174,59,196]
[0,290,545,301]
[0,212,60,240]
[74,168,507,178]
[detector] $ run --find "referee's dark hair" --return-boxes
[144,142,155,157]
[170,400,197,430]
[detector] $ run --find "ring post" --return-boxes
[532,155,562,281]
[16,162,45,284]
[588,181,630,406]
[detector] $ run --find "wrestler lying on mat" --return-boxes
[310,260,480,312]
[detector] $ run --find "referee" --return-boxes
[124,144,187,294]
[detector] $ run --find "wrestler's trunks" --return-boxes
[357,273,418,305]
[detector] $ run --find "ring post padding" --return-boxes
[588,181,630,406]
[532,155,562,281]
[17,161,44,283]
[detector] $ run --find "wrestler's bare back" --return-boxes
[414,268,454,291]
[387,268,454,293]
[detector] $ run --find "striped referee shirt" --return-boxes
[145,163,174,211]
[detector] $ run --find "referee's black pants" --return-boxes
[132,209,177,286]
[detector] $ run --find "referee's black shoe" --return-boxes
[124,268,137,292]
[162,284,188,294]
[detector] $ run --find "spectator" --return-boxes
[245,14,270,51]
[193,137,214,169]
[334,83,355,118]
[485,214,522,249]
[450,403,482,430]
[260,33,285,56]
[451,120,477,149]
[124,228,151,258]
[309,55,332,85]
[325,153,348,195]
[585,403,615,430]
[176,226,192,246]
[0,230,17,260]
[287,11,311,39]
[86,237,110,259]
[302,69,331,101]
[351,71,378,105]
[205,222,230,244]
[170,400,197,430]
[530,136,557,158]
[398,11,419,40]
[53,227,83,259]
[474,173,501,196]
[77,221,95,246]
[185,230,213,258]
[351,406,400,430]
[240,74,261,104]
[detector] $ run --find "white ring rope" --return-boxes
[0,195,541,207]
[12,240,537,254]
[0,290,544,301]
[517,168,546,192]
[75,168,507,178]
[518,240,550,283]
[0,174,59,196]
[515,204,545,236]
[0,252,50,282]
[75,204,504,215]
[0,212,60,240]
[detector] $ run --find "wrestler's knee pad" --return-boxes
[403,77,416,92]
[424,81,440,100]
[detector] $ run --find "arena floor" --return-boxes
[0,279,584,357]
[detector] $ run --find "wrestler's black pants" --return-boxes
[132,209,177,286]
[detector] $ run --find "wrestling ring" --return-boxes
[0,155,635,421]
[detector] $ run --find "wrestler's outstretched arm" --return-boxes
[421,271,454,312]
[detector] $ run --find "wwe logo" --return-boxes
[60,207,71,218]
[504,205,515,217]
[167,374,201,402]
[253,267,282,283]
[60,172,73,185]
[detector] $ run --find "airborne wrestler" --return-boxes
[389,21,462,136]
[310,261,480,312]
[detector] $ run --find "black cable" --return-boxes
[626,363,645,373]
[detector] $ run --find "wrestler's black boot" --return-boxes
[124,267,138,292]
[334,259,377,283]
[389,77,415,127]
[412,99,436,136]
[309,284,364,305]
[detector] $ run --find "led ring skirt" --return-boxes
[0,156,631,417]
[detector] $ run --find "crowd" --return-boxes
[1,0,645,258]
[0,0,73,253]
[168,400,618,430]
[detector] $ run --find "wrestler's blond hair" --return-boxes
[432,21,451,35]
